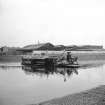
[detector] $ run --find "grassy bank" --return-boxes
[34,85,105,105]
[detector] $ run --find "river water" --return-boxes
[0,62,105,105]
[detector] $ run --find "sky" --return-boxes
[0,0,105,47]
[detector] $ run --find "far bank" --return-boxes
[0,51,105,63]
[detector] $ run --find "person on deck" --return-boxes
[66,51,73,64]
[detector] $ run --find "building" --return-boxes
[54,45,65,50]
[0,46,8,55]
[0,46,24,55]
[16,43,55,55]
[23,42,55,51]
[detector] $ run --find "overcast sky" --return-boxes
[0,0,105,47]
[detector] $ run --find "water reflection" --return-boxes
[0,62,105,105]
[22,65,78,82]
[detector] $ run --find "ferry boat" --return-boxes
[21,51,79,68]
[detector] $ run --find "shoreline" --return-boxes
[34,85,105,105]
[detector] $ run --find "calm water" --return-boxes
[0,63,105,105]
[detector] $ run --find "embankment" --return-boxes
[0,55,22,62]
[0,51,105,63]
[34,85,105,105]
[73,52,105,61]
